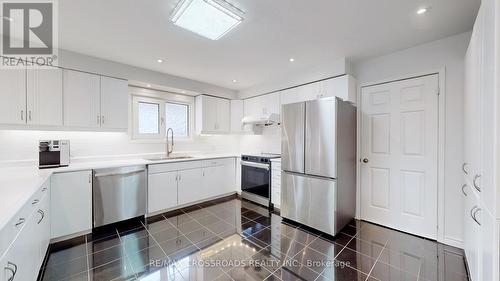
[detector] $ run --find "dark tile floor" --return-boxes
[40,197,469,281]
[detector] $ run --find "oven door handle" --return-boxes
[241,161,270,170]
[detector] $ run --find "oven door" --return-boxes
[241,161,270,199]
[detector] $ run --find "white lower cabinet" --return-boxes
[464,187,481,281]
[178,168,204,205]
[50,170,92,239]
[148,171,178,214]
[271,160,281,208]
[0,180,50,281]
[148,158,236,215]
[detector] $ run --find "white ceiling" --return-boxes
[59,0,480,91]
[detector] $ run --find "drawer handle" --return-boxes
[461,184,468,197]
[6,262,17,281]
[37,210,45,224]
[462,163,469,175]
[32,199,39,205]
[472,207,481,226]
[15,218,25,228]
[473,174,481,192]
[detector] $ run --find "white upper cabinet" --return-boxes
[0,68,26,125]
[280,75,357,105]
[230,100,244,133]
[243,92,280,116]
[100,76,128,130]
[195,95,230,134]
[321,75,357,103]
[27,68,63,126]
[64,70,128,130]
[63,70,101,128]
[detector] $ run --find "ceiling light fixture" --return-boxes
[146,84,151,88]
[232,79,237,83]
[171,0,244,40]
[2,16,13,22]
[289,58,295,62]
[157,59,163,63]
[417,8,428,15]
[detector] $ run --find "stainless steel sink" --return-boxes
[146,156,193,161]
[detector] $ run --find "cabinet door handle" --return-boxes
[473,174,481,192]
[15,218,25,228]
[20,110,24,121]
[32,199,39,205]
[5,262,17,281]
[462,163,469,175]
[28,110,32,121]
[472,207,481,226]
[37,209,45,224]
[101,115,104,124]
[42,187,48,192]
[97,115,100,125]
[461,184,468,197]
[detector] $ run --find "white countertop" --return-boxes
[0,153,239,231]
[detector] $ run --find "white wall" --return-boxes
[58,49,238,99]
[352,31,471,247]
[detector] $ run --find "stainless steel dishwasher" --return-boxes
[93,165,147,227]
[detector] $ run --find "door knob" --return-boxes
[362,158,369,163]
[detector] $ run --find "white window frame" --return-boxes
[131,88,194,141]
[132,96,165,139]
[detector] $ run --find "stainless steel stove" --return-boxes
[240,153,281,207]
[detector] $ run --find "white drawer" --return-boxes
[149,160,202,174]
[0,179,47,257]
[202,158,234,167]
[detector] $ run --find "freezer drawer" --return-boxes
[93,165,147,227]
[281,171,339,235]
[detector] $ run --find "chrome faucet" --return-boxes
[166,128,174,157]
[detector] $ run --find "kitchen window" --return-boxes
[132,95,191,140]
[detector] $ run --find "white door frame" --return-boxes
[356,68,448,245]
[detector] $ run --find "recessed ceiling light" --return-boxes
[157,59,163,63]
[2,16,13,22]
[146,84,151,87]
[417,8,428,15]
[232,79,237,83]
[171,0,244,40]
[289,58,295,62]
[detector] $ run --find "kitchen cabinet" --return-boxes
[0,180,50,281]
[148,158,236,214]
[230,100,244,133]
[462,0,500,280]
[148,171,178,213]
[50,170,92,239]
[64,70,128,130]
[271,160,281,208]
[100,76,129,129]
[243,92,280,117]
[0,68,26,125]
[195,95,230,134]
[280,75,356,105]
[178,168,203,205]
[27,67,63,126]
[63,70,101,128]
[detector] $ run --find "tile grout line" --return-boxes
[85,235,90,281]
[139,219,185,281]
[115,228,139,280]
[364,237,389,281]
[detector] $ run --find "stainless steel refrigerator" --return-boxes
[281,97,356,236]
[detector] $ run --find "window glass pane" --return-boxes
[165,102,188,137]
[138,102,159,134]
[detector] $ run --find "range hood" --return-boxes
[241,113,280,126]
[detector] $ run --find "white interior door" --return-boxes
[360,74,439,239]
